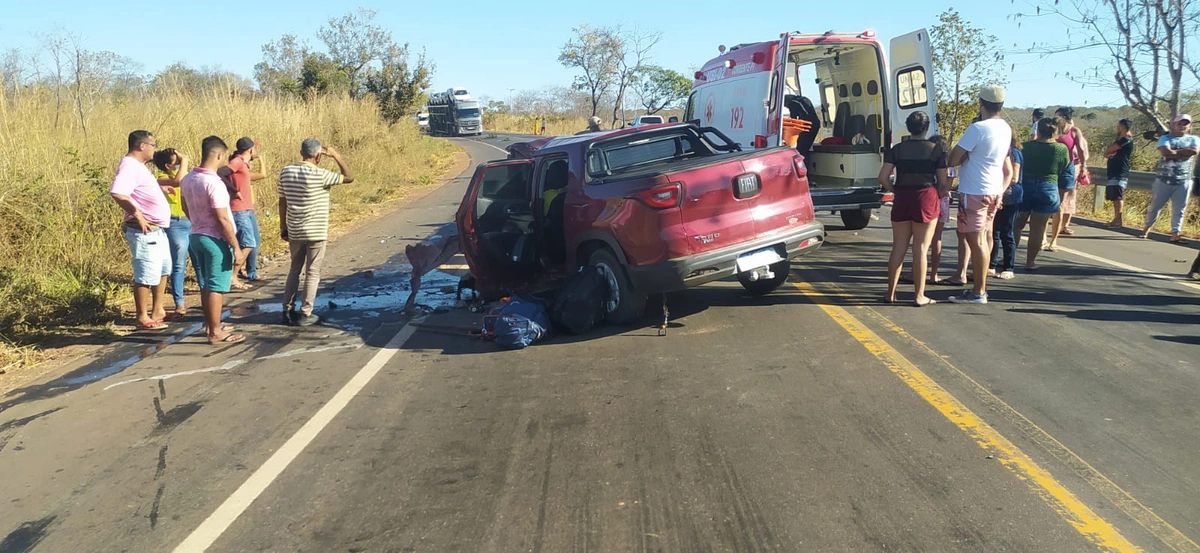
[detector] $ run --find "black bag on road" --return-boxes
[552,267,610,335]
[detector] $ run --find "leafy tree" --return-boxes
[363,44,433,123]
[254,34,307,95]
[254,9,435,119]
[298,53,350,96]
[316,8,393,97]
[558,25,622,118]
[633,66,691,114]
[930,8,1007,143]
[1013,0,1200,133]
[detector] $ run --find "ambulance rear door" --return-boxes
[888,29,937,142]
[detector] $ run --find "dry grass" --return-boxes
[483,112,589,136]
[0,82,456,371]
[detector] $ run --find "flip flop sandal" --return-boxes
[914,298,937,307]
[136,320,168,331]
[163,312,186,322]
[1025,265,1041,272]
[210,333,246,345]
[1061,228,1075,235]
[1169,238,1186,244]
[943,278,967,286]
[998,271,1015,280]
[230,282,253,291]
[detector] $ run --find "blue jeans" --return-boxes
[232,210,260,280]
[990,203,1020,272]
[164,218,197,307]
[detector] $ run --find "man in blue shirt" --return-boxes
[1141,114,1200,243]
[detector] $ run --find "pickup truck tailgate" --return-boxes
[675,147,811,256]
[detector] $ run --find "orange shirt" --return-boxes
[226,155,255,212]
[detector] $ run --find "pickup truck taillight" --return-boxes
[632,183,683,209]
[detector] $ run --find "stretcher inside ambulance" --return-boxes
[685,29,936,230]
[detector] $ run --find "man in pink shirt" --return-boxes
[181,136,247,344]
[109,130,172,330]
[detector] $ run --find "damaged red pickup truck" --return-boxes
[455,123,824,323]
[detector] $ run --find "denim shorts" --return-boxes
[1019,178,1061,215]
[123,227,171,286]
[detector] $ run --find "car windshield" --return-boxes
[458,108,481,118]
[640,117,663,124]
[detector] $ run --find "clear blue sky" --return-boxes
[1,0,1125,108]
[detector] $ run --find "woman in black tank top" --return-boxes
[878,111,951,306]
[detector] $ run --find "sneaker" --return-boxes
[282,308,300,325]
[949,290,988,304]
[296,313,320,326]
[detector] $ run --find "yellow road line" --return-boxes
[793,281,1141,552]
[842,285,1200,553]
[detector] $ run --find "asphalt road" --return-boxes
[1,134,1197,553]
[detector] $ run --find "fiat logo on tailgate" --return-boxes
[694,233,720,244]
[734,173,760,199]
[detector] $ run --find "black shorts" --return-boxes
[1105,181,1126,201]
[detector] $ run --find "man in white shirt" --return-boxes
[947,85,1013,304]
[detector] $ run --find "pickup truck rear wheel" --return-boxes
[588,248,646,325]
[841,208,873,230]
[737,260,791,296]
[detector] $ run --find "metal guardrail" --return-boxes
[1085,166,1157,211]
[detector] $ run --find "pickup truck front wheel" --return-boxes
[737,260,790,296]
[840,208,873,230]
[589,248,646,325]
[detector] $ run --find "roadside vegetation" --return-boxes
[0,9,450,374]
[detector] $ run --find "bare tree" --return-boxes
[609,27,663,127]
[558,25,622,119]
[39,31,72,129]
[1013,0,1200,132]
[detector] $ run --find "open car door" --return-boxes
[889,29,937,142]
[455,159,537,298]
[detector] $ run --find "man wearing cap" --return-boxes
[946,85,1013,305]
[1141,114,1200,242]
[110,130,173,330]
[277,138,355,326]
[577,116,603,135]
[1030,109,1044,141]
[222,136,268,289]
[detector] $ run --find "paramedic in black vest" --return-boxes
[785,94,822,160]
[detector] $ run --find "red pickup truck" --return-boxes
[455,123,824,323]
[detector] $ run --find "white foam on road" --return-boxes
[101,342,362,391]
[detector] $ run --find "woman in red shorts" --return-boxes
[879,111,951,306]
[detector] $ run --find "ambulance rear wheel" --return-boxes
[841,209,872,230]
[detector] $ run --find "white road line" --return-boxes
[101,343,362,391]
[461,137,509,154]
[172,322,419,553]
[1056,245,1200,292]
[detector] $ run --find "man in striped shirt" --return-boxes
[278,138,355,325]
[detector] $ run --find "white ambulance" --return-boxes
[684,29,937,229]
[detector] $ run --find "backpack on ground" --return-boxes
[551,267,610,335]
[481,296,552,350]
